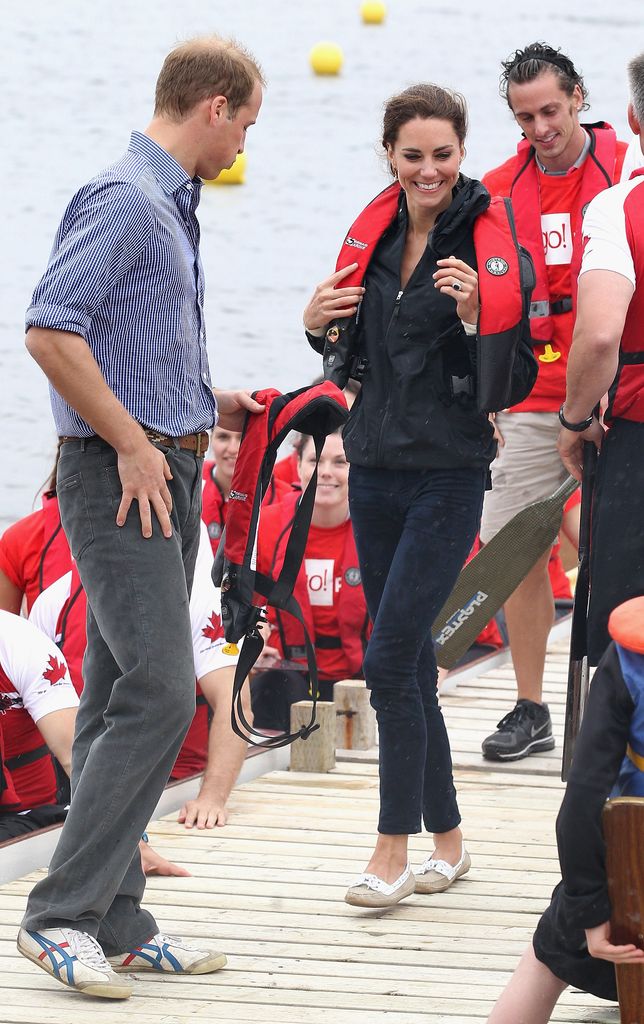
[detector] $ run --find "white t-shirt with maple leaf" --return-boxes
[0,609,78,722]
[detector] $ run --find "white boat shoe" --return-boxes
[345,862,416,908]
[415,845,471,894]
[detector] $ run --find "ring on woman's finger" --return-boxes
[452,281,462,292]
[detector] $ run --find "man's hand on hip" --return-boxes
[116,438,174,539]
[214,388,265,431]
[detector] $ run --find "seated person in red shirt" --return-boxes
[203,426,291,555]
[202,426,242,550]
[0,458,67,617]
[251,431,369,731]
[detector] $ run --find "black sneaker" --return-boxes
[481,700,555,761]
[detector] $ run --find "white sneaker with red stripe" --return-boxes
[17,927,133,999]
[107,932,227,974]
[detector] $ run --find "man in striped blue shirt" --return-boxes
[18,36,265,999]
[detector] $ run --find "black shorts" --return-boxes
[533,883,617,1002]
[0,803,67,843]
[589,419,644,664]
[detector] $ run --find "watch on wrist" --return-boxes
[558,404,595,432]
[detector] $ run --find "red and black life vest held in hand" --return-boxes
[324,182,537,412]
[212,383,348,748]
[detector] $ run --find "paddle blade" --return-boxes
[432,476,578,669]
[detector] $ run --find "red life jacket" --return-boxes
[606,172,644,424]
[202,464,293,556]
[0,663,56,812]
[506,123,624,343]
[259,493,369,679]
[171,684,210,779]
[214,383,348,747]
[54,565,87,697]
[39,493,72,595]
[331,182,536,412]
[0,716,21,810]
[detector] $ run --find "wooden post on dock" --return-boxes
[334,679,376,750]
[290,701,336,772]
[603,797,644,1021]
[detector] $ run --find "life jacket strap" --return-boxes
[627,744,644,772]
[5,743,50,772]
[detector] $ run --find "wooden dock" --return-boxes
[0,636,620,1023]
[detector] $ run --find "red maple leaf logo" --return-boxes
[43,655,67,686]
[202,612,223,644]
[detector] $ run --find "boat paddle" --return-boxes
[432,475,579,670]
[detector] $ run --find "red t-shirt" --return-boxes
[483,161,582,410]
[0,511,45,612]
[304,521,353,681]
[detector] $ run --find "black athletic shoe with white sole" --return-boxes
[481,699,555,761]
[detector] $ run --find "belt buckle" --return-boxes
[195,432,208,458]
[145,428,170,446]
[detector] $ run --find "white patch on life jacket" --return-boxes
[541,212,573,266]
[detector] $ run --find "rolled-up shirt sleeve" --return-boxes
[579,186,636,286]
[26,180,155,338]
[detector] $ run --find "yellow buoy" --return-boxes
[205,151,247,186]
[360,1,386,23]
[310,42,344,76]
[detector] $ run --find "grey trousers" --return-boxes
[22,437,202,954]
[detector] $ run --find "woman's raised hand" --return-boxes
[303,263,365,332]
[434,256,479,325]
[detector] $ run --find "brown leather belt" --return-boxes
[59,430,210,457]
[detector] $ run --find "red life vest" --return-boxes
[39,493,72,595]
[214,383,348,747]
[331,182,536,412]
[171,684,210,779]
[505,123,624,343]
[0,717,21,810]
[0,663,56,812]
[259,493,369,679]
[202,464,293,556]
[606,172,644,424]
[54,565,87,697]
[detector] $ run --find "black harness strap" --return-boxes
[6,743,50,772]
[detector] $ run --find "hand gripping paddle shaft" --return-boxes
[432,475,579,670]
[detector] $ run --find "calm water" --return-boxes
[1,0,641,527]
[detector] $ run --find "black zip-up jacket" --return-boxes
[309,176,498,471]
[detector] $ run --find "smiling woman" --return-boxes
[302,81,536,910]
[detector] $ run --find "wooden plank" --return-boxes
[0,641,614,1023]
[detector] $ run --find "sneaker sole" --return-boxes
[17,940,133,999]
[110,952,227,974]
[482,735,555,762]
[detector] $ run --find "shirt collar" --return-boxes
[536,128,591,176]
[128,130,201,198]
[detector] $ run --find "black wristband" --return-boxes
[558,404,595,432]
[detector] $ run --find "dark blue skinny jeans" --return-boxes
[349,464,486,836]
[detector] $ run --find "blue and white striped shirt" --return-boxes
[26,131,218,437]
